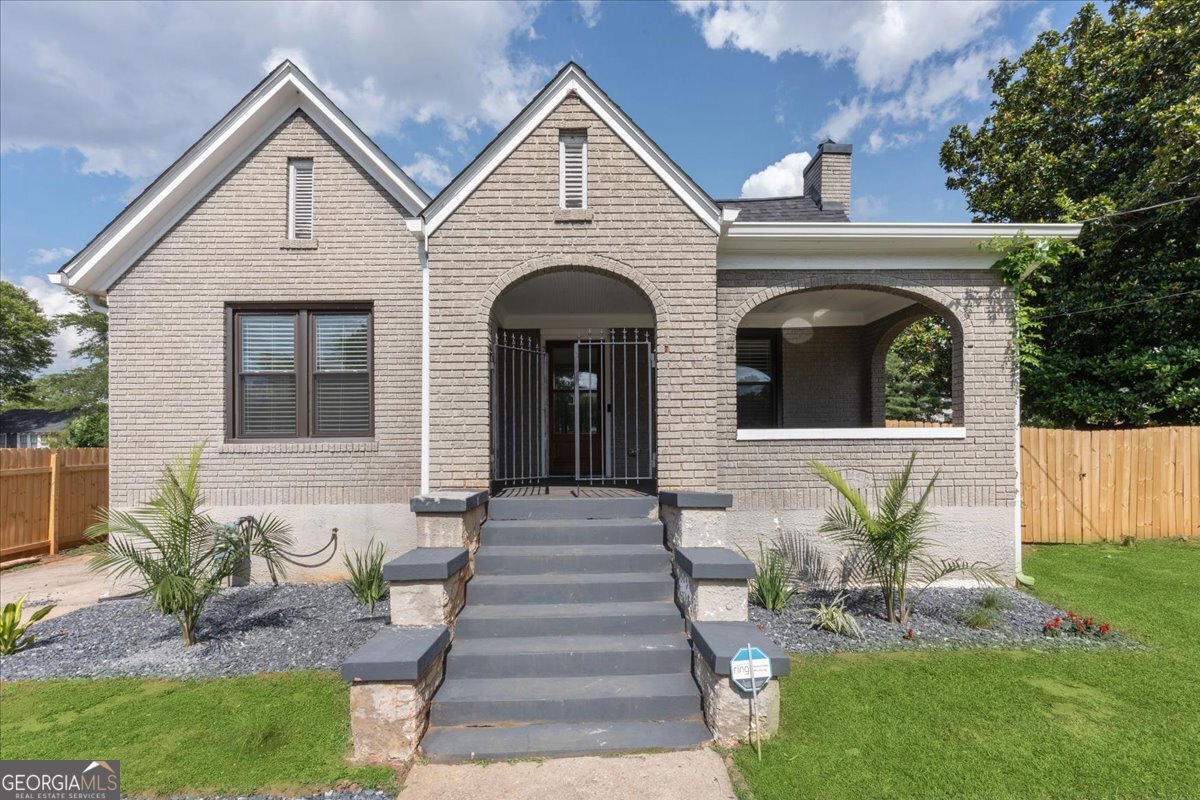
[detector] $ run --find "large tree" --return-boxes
[0,280,56,408]
[36,294,110,446]
[940,0,1200,427]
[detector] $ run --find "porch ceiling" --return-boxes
[494,271,655,329]
[740,288,922,328]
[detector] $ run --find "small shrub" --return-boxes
[1043,610,1113,638]
[344,540,387,613]
[978,589,1011,611]
[748,542,798,612]
[960,606,1003,630]
[903,627,917,640]
[0,594,55,655]
[807,592,862,638]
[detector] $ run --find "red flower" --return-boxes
[1099,624,1111,635]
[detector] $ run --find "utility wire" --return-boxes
[1075,195,1200,224]
[1032,288,1200,320]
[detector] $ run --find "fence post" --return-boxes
[47,450,60,555]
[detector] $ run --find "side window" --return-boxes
[231,307,372,439]
[736,333,779,428]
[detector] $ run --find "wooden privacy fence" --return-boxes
[1,448,108,560]
[1021,427,1199,543]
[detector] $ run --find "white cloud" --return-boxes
[852,194,888,220]
[18,275,83,373]
[0,1,548,179]
[577,0,602,28]
[28,247,76,266]
[403,153,454,190]
[739,151,811,198]
[677,0,1014,152]
[676,1,1001,89]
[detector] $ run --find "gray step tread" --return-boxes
[468,571,673,587]
[434,673,699,704]
[422,720,711,762]
[483,518,662,530]
[475,544,667,556]
[449,633,689,656]
[457,601,680,621]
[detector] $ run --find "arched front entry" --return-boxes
[488,267,658,492]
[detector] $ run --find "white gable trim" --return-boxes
[54,62,430,294]
[421,64,721,236]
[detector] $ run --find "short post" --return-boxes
[47,450,61,555]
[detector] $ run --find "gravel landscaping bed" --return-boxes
[0,584,388,680]
[751,586,1137,654]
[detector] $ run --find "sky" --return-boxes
[0,0,1084,372]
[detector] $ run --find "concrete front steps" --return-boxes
[421,495,711,763]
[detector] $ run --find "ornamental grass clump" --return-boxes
[749,542,798,612]
[343,540,387,614]
[86,444,294,645]
[807,592,862,638]
[811,453,1001,625]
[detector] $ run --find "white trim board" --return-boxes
[737,427,967,441]
[54,61,430,294]
[420,63,720,236]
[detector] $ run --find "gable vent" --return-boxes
[288,158,314,239]
[559,133,587,209]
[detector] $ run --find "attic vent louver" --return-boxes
[559,133,587,209]
[288,158,314,239]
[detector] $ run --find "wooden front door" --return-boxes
[548,341,604,477]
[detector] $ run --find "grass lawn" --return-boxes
[733,539,1200,800]
[0,671,393,796]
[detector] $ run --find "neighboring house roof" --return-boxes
[53,61,430,295]
[718,195,849,223]
[417,62,722,237]
[0,409,74,436]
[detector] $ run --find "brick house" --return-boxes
[53,62,1080,759]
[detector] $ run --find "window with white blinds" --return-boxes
[313,314,370,435]
[232,307,372,439]
[288,158,314,239]
[559,133,587,209]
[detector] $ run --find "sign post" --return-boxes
[730,644,772,761]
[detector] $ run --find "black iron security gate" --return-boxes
[490,329,656,489]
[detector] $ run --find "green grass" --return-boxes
[0,671,394,796]
[734,539,1200,800]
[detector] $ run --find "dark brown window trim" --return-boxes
[736,328,782,429]
[226,303,374,442]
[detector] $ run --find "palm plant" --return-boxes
[811,453,1000,624]
[86,444,293,645]
[0,594,56,655]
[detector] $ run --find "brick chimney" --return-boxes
[802,139,852,213]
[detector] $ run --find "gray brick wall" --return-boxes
[717,269,1015,511]
[108,111,422,510]
[426,94,720,490]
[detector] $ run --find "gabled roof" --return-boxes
[54,61,430,294]
[718,195,849,223]
[0,409,74,435]
[417,62,722,237]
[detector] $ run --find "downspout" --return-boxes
[84,292,110,315]
[406,218,431,495]
[1013,296,1033,587]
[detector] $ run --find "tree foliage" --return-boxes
[36,293,110,445]
[940,0,1200,427]
[885,316,953,422]
[0,281,56,408]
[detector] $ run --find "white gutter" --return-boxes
[407,218,431,495]
[722,221,1084,241]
